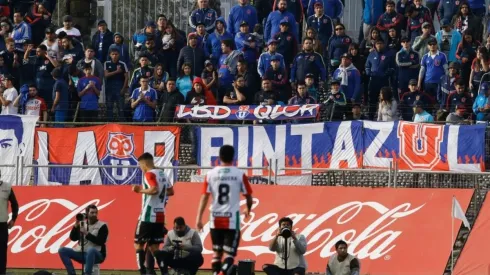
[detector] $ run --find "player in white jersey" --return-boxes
[196,145,253,275]
[132,152,174,275]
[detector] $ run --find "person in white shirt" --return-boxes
[13,85,48,125]
[42,27,60,61]
[0,75,18,115]
[55,15,81,38]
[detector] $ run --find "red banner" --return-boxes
[7,185,473,274]
[33,124,180,185]
[454,191,490,275]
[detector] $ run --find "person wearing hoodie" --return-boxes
[227,0,258,36]
[307,0,342,21]
[189,0,218,33]
[206,17,234,66]
[436,20,462,63]
[177,33,205,78]
[91,20,113,63]
[473,81,490,120]
[160,217,204,275]
[132,21,157,63]
[258,39,285,77]
[10,11,31,52]
[333,53,361,103]
[108,32,131,70]
[264,0,298,42]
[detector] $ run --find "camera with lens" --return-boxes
[280,227,292,239]
[173,240,183,260]
[76,213,86,222]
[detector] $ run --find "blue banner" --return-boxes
[197,121,486,174]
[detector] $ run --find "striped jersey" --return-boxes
[139,169,172,223]
[203,165,253,230]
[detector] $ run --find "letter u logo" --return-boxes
[397,122,444,169]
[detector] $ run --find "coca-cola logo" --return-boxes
[198,198,425,260]
[8,198,114,254]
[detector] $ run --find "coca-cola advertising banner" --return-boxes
[174,104,320,120]
[33,124,181,185]
[8,184,473,275]
[197,121,486,175]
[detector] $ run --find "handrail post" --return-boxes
[393,161,398,188]
[388,161,392,188]
[268,158,272,185]
[274,159,278,185]
[20,156,25,186]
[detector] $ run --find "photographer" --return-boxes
[263,217,307,275]
[58,204,109,275]
[160,217,204,275]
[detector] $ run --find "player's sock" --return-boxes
[221,255,235,275]
[136,249,147,275]
[146,249,156,274]
[152,250,168,275]
[211,256,222,275]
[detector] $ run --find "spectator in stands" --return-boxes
[438,62,460,110]
[273,19,298,70]
[155,14,168,39]
[333,53,362,103]
[418,39,448,99]
[201,60,218,100]
[265,0,298,42]
[23,44,57,107]
[55,15,81,39]
[377,86,398,121]
[289,82,316,104]
[150,63,169,95]
[177,63,195,99]
[227,0,258,36]
[436,20,461,63]
[77,63,101,123]
[224,75,248,105]
[401,79,431,120]
[108,32,130,69]
[25,2,51,46]
[377,1,404,43]
[19,40,36,87]
[291,37,326,90]
[361,0,384,40]
[255,78,279,124]
[51,68,69,126]
[42,27,60,61]
[189,0,218,33]
[413,22,435,58]
[452,4,482,39]
[218,39,243,103]
[13,84,47,124]
[360,27,381,57]
[77,46,104,79]
[305,73,318,100]
[348,103,367,120]
[273,0,304,29]
[396,37,420,97]
[328,23,352,72]
[386,28,401,53]
[235,21,251,51]
[469,47,489,98]
[0,38,16,74]
[366,39,396,119]
[456,31,480,85]
[473,82,490,121]
[323,79,346,120]
[413,100,434,122]
[255,0,273,25]
[307,0,342,21]
[177,33,205,78]
[0,74,17,115]
[327,240,360,275]
[258,39,285,78]
[305,27,322,54]
[265,55,289,102]
[140,37,164,67]
[206,17,233,67]
[161,78,184,122]
[253,25,265,53]
[60,35,83,63]
[186,77,207,106]
[413,0,433,21]
[446,79,472,113]
[105,48,129,122]
[306,0,334,58]
[129,55,153,95]
[11,11,31,52]
[92,20,113,63]
[133,21,157,62]
[439,0,462,23]
[446,104,470,124]
[468,0,486,17]
[0,21,12,52]
[161,20,185,77]
[236,60,258,99]
[483,6,490,42]
[194,23,209,51]
[131,75,157,122]
[407,5,432,44]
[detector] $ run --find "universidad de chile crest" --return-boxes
[101,132,139,185]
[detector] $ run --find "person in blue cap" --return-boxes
[235,21,251,51]
[257,39,285,77]
[473,81,490,121]
[264,0,298,42]
[306,0,334,59]
[272,19,298,70]
[264,54,289,102]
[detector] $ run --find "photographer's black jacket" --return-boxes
[70,221,109,260]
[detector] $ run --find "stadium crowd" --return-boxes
[0,0,489,124]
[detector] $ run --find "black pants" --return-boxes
[263,264,306,275]
[0,222,7,275]
[162,250,204,275]
[426,1,438,20]
[79,110,99,123]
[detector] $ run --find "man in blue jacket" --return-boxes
[227,0,258,36]
[189,0,218,33]
[257,39,285,77]
[376,1,404,43]
[396,37,420,96]
[206,17,234,66]
[307,0,343,21]
[333,53,361,102]
[306,0,334,58]
[11,11,31,52]
[365,39,396,119]
[437,61,459,109]
[273,19,298,70]
[362,0,386,39]
[264,0,298,42]
[235,21,251,50]
[290,37,326,90]
[92,20,113,62]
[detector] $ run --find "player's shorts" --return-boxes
[134,221,166,245]
[210,228,240,256]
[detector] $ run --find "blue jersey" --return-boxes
[131,87,157,122]
[421,51,447,84]
[77,76,102,111]
[53,79,69,111]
